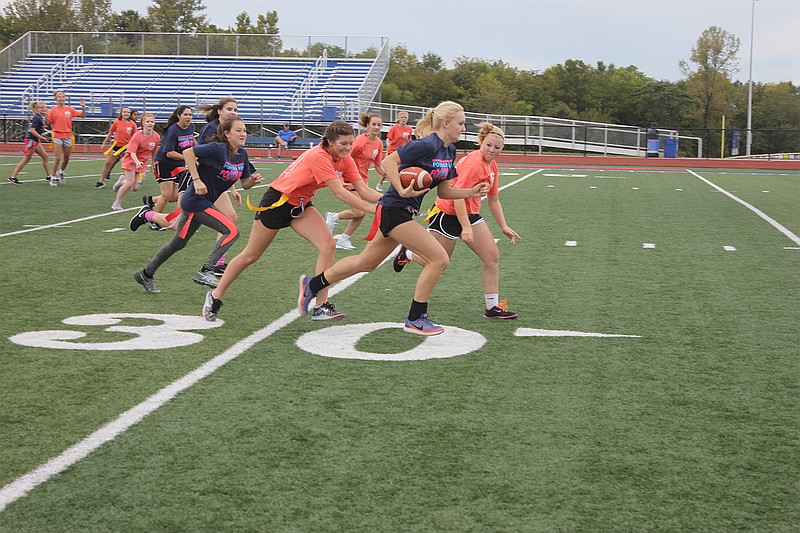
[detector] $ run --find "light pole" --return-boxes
[746,0,757,157]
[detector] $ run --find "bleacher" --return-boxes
[0,54,378,122]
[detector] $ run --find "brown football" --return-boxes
[398,166,433,190]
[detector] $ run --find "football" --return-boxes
[398,166,433,191]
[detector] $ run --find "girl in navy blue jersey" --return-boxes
[150,105,195,216]
[298,101,488,336]
[132,117,262,293]
[9,101,50,183]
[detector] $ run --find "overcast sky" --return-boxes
[27,0,800,84]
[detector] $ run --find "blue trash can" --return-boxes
[321,106,338,121]
[646,124,660,157]
[663,138,678,158]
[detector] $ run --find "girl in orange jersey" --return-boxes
[324,112,386,250]
[111,113,160,210]
[201,120,377,322]
[376,111,413,191]
[96,106,138,188]
[8,101,50,184]
[393,122,521,319]
[47,89,86,184]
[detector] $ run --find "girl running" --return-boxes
[393,122,521,319]
[201,120,377,322]
[151,105,195,215]
[377,111,413,191]
[297,101,488,336]
[325,112,387,250]
[8,101,50,184]
[47,89,86,184]
[111,113,160,210]
[131,117,261,293]
[196,97,248,276]
[96,106,137,188]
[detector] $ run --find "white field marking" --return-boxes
[547,185,555,188]
[494,238,501,243]
[676,188,683,191]
[723,246,737,252]
[515,328,640,338]
[103,228,126,233]
[643,243,656,249]
[0,171,537,511]
[543,173,587,178]
[1,207,139,238]
[632,187,640,190]
[589,186,598,189]
[686,169,800,246]
[594,176,626,179]
[497,169,543,192]
[565,240,577,247]
[297,323,486,361]
[785,247,800,250]
[499,172,520,176]
[0,263,379,513]
[762,190,771,193]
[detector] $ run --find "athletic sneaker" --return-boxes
[297,275,317,317]
[212,263,227,277]
[393,246,411,272]
[148,222,165,231]
[129,205,151,231]
[202,290,223,321]
[311,302,345,321]
[192,270,218,288]
[112,175,125,192]
[335,234,357,250]
[8,176,19,184]
[375,182,383,192]
[94,181,105,188]
[404,313,444,336]
[57,169,65,183]
[325,211,339,233]
[49,177,58,187]
[484,299,519,319]
[111,202,123,211]
[142,195,155,209]
[133,269,160,293]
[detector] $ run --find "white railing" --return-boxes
[18,46,85,109]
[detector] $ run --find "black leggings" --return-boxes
[145,208,238,276]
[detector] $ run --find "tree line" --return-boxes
[2,0,798,155]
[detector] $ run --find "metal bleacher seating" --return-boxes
[0,54,378,123]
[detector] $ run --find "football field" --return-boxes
[1,154,798,531]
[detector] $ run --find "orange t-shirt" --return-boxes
[386,124,413,154]
[108,119,138,146]
[350,133,384,181]
[121,131,161,172]
[47,106,83,138]
[269,144,361,205]
[436,150,499,215]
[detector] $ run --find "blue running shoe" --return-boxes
[297,275,317,317]
[403,313,444,336]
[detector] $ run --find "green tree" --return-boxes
[77,0,113,32]
[680,26,740,128]
[146,0,208,33]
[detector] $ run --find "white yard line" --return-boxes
[0,170,536,512]
[686,169,800,246]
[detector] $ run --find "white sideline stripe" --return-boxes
[0,170,534,512]
[0,268,371,512]
[686,169,800,246]
[0,208,139,238]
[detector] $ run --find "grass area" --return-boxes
[0,155,798,531]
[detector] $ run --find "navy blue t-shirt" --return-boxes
[155,123,195,173]
[197,119,219,145]
[26,115,46,140]
[181,142,252,212]
[379,133,457,213]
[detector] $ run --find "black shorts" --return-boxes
[427,211,484,240]
[378,205,417,238]
[154,162,189,184]
[254,187,314,230]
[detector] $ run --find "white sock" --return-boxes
[485,294,499,310]
[406,250,413,261]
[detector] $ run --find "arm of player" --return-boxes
[383,152,428,198]
[328,179,376,214]
[183,148,207,195]
[487,194,520,245]
[436,179,489,200]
